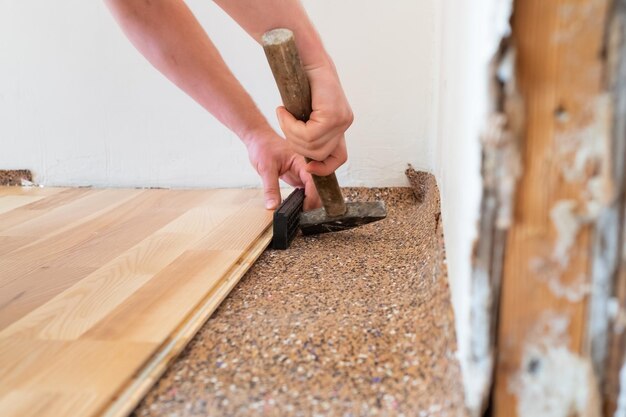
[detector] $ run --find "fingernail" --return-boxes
[266,199,277,209]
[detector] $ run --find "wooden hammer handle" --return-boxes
[262,28,347,217]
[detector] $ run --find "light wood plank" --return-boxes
[0,187,272,417]
[0,237,31,257]
[0,201,237,340]
[0,266,95,330]
[0,186,68,197]
[102,226,273,417]
[86,250,242,342]
[0,390,97,417]
[0,338,155,416]
[0,196,46,215]
[0,338,155,394]
[0,188,140,239]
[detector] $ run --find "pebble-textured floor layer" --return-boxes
[133,177,466,417]
[0,170,33,186]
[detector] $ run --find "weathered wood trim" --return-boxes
[467,36,522,415]
[601,0,626,415]
[491,0,612,415]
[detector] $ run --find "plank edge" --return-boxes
[100,225,273,417]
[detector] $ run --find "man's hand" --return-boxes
[276,64,353,177]
[246,128,321,210]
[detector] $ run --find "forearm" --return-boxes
[214,0,331,71]
[104,0,270,144]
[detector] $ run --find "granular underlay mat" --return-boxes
[134,182,467,417]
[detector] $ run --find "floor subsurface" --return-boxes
[133,180,466,417]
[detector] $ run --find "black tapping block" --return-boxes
[271,188,305,250]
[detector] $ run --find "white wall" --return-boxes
[434,0,512,414]
[0,0,438,188]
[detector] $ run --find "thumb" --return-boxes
[276,106,298,134]
[260,169,281,210]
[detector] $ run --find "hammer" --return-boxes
[262,28,386,248]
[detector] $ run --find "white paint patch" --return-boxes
[616,361,626,417]
[466,267,495,412]
[550,200,582,267]
[510,313,601,417]
[556,95,613,201]
[531,257,591,302]
[531,200,590,303]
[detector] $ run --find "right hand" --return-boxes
[276,63,353,177]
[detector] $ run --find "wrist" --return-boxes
[240,123,275,149]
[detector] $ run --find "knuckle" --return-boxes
[319,166,332,176]
[345,109,354,126]
[312,150,327,161]
[338,108,353,127]
[305,140,318,153]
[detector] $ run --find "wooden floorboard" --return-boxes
[0,186,273,417]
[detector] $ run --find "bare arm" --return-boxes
[103,0,268,144]
[104,0,350,209]
[213,0,329,69]
[215,0,353,175]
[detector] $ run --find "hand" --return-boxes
[246,128,321,211]
[276,64,353,177]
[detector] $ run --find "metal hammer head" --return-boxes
[300,201,387,235]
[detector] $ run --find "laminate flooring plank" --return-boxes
[0,196,46,215]
[0,338,154,392]
[0,187,67,197]
[0,189,93,236]
[0,190,222,298]
[24,188,93,210]
[0,198,244,340]
[194,200,270,250]
[0,266,96,331]
[0,338,155,416]
[7,189,220,270]
[0,189,140,239]
[84,249,243,343]
[101,227,273,417]
[0,211,42,235]
[0,190,176,286]
[0,237,32,257]
[0,390,97,417]
[0,187,273,417]
[85,197,270,342]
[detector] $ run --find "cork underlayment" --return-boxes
[0,170,33,186]
[132,173,467,417]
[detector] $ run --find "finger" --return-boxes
[302,175,321,210]
[277,107,337,159]
[276,106,308,139]
[288,155,321,210]
[259,169,281,210]
[306,141,348,176]
[306,159,341,177]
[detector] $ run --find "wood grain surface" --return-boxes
[492,0,610,415]
[0,186,273,417]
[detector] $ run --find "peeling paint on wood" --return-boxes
[468,36,522,415]
[510,313,601,417]
[492,0,612,415]
[600,0,626,414]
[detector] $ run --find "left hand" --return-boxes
[246,128,321,211]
